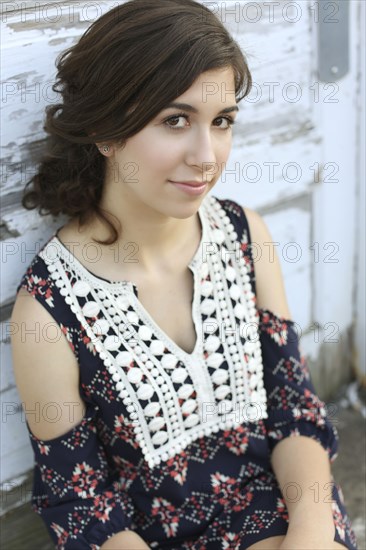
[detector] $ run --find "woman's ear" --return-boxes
[88,132,114,156]
[96,143,114,156]
[88,131,126,155]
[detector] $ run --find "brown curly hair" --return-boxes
[22,0,253,245]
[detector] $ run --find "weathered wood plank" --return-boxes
[1,388,34,481]
[263,205,312,329]
[1,211,68,304]
[216,128,321,209]
[1,506,53,550]
[1,0,314,197]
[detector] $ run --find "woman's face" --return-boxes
[106,67,238,218]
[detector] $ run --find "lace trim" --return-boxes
[39,195,268,469]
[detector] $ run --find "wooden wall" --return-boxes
[1,0,363,512]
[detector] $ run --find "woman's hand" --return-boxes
[100,530,150,549]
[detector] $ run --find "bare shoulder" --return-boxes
[242,206,292,320]
[242,206,271,239]
[10,287,86,441]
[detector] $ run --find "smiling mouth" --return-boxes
[169,180,210,187]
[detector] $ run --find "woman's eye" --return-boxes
[165,115,187,128]
[214,116,236,129]
[164,114,189,130]
[163,114,236,131]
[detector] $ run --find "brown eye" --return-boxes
[214,116,236,129]
[163,113,189,130]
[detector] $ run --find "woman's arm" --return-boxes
[271,435,335,541]
[244,207,336,544]
[11,288,87,440]
[10,288,140,548]
[243,207,292,319]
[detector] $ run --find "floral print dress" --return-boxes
[16,195,358,550]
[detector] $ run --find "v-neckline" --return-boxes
[51,203,209,361]
[129,264,202,360]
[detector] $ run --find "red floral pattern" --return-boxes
[17,197,357,550]
[72,462,98,498]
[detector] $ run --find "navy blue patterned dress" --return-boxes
[16,195,358,550]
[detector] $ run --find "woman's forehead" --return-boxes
[172,70,237,107]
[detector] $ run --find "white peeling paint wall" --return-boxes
[1,0,364,502]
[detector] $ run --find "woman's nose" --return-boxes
[185,129,217,170]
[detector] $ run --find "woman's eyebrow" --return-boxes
[163,102,239,114]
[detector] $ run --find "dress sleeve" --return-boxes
[28,401,136,549]
[258,307,339,464]
[15,256,136,549]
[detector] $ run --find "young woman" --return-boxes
[10,1,358,549]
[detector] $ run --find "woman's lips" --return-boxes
[169,180,208,195]
[169,180,206,186]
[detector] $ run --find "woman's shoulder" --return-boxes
[213,196,273,250]
[212,196,291,320]
[11,285,86,442]
[213,196,269,268]
[15,217,87,297]
[15,236,55,296]
[14,228,83,354]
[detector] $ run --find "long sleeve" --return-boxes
[258,307,339,463]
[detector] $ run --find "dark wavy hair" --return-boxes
[22,0,253,245]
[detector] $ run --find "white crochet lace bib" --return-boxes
[40,195,268,469]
